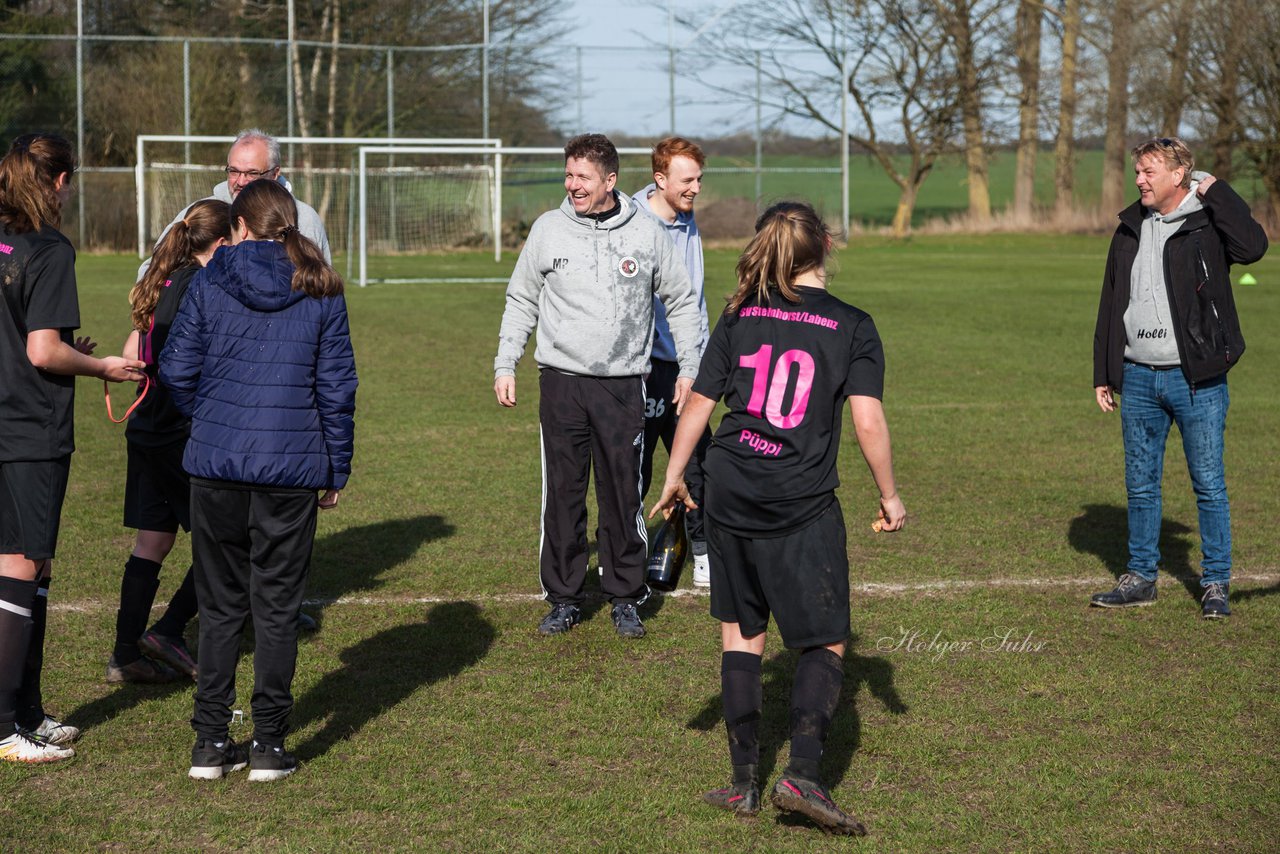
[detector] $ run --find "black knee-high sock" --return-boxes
[15,577,50,729]
[114,556,162,664]
[150,566,197,638]
[0,577,37,732]
[785,647,844,781]
[721,651,762,783]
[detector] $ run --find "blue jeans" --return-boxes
[1120,362,1231,585]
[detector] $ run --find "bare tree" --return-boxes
[1239,3,1280,216]
[1187,0,1251,181]
[688,0,959,236]
[1100,0,1138,214]
[1052,0,1081,215]
[1012,0,1043,218]
[933,0,1006,222]
[1154,0,1196,137]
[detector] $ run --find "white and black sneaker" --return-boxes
[188,738,248,780]
[0,729,74,764]
[22,716,81,747]
[248,740,297,781]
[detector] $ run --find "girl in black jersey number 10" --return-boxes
[650,201,906,835]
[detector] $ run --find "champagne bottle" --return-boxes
[646,502,689,592]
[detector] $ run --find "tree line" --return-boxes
[691,0,1279,236]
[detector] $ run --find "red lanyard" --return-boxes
[105,375,151,424]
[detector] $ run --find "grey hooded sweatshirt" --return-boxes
[494,192,701,379]
[1123,173,1207,365]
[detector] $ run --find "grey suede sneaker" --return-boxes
[610,603,645,638]
[1089,573,1157,608]
[537,603,581,636]
[1201,582,1231,619]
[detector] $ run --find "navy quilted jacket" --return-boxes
[159,241,357,490]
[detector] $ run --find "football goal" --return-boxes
[134,135,501,264]
[356,145,652,286]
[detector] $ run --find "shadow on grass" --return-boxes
[686,640,907,791]
[1234,581,1280,602]
[63,677,193,735]
[290,601,495,761]
[1067,503,1200,601]
[304,514,455,624]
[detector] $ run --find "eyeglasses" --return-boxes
[224,166,278,179]
[1156,138,1175,147]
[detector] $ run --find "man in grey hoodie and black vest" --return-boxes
[494,134,703,639]
[1091,137,1267,618]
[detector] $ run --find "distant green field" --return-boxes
[3,238,1277,851]
[497,148,1270,232]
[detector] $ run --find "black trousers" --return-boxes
[640,358,711,544]
[189,479,316,746]
[538,370,648,606]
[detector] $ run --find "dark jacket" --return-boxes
[1094,180,1268,390]
[159,241,357,490]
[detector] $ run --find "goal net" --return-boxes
[135,135,500,274]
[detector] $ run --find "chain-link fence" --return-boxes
[0,5,852,252]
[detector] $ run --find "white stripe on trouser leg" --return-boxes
[634,382,651,606]
[537,424,549,602]
[0,599,33,618]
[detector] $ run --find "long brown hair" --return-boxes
[129,199,230,332]
[727,201,832,315]
[0,133,75,234]
[230,178,343,298]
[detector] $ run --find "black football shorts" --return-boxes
[707,497,850,649]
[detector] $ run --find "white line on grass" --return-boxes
[49,572,1279,613]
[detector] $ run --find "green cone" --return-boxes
[1239,273,1258,286]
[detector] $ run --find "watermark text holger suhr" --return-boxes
[875,626,1048,662]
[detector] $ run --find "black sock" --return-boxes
[150,566,197,638]
[0,577,37,731]
[114,556,161,664]
[785,647,844,782]
[15,577,50,729]
[721,650,762,774]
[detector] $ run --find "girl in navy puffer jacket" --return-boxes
[161,178,356,782]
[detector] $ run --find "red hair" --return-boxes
[652,137,705,175]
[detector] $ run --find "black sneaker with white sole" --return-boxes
[189,738,248,780]
[248,740,298,781]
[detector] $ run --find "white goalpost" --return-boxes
[134,135,502,260]
[356,145,652,286]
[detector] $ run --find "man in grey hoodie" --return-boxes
[1091,136,1268,618]
[494,133,702,639]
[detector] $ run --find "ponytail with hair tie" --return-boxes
[279,224,298,239]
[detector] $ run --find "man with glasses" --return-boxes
[139,128,330,280]
[1091,136,1267,618]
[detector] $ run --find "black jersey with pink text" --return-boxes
[693,286,884,537]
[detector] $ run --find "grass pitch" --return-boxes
[2,236,1278,851]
